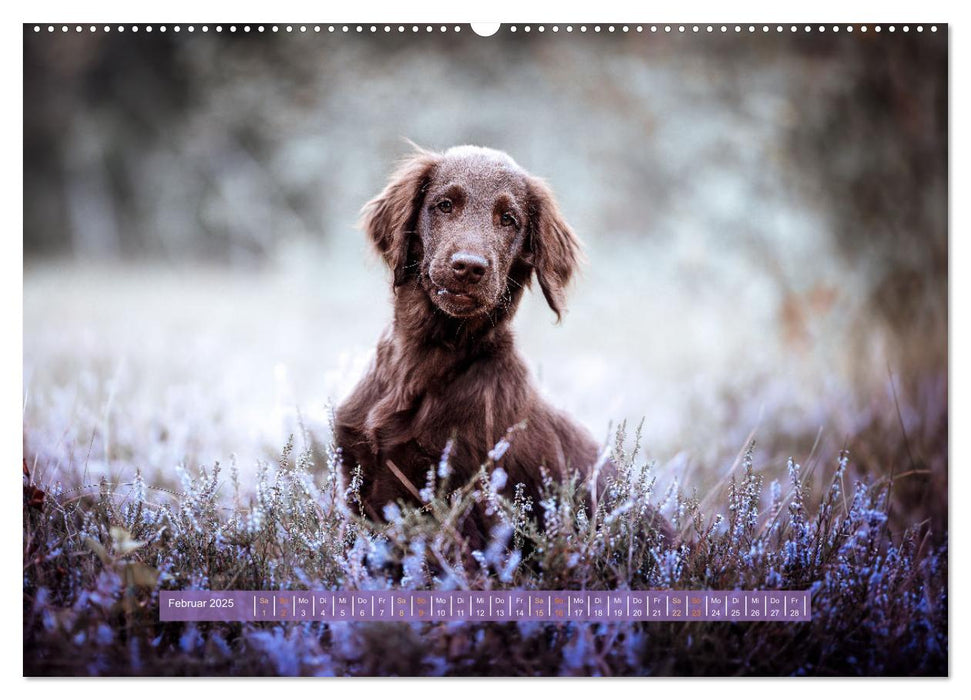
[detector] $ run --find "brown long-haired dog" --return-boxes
[335,145,671,545]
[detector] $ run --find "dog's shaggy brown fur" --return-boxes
[335,146,671,543]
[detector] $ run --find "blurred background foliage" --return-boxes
[25,29,946,284]
[23,27,947,524]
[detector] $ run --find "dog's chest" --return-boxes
[374,342,522,452]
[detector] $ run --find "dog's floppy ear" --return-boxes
[360,149,440,286]
[526,177,582,321]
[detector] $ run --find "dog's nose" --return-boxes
[450,253,489,284]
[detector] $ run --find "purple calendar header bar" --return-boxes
[160,590,811,623]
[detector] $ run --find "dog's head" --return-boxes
[361,145,581,321]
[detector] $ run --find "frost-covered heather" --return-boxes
[24,420,946,676]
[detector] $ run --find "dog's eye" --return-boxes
[501,212,517,228]
[437,200,453,213]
